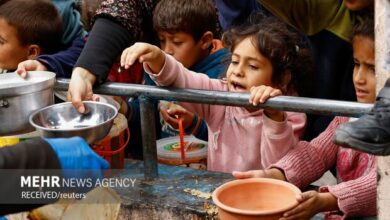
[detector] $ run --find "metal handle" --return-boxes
[0,99,9,108]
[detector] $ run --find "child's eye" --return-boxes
[231,61,239,65]
[173,41,183,45]
[249,65,259,70]
[354,62,360,67]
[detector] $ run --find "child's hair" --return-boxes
[352,17,374,41]
[0,0,63,54]
[153,0,218,42]
[222,13,314,97]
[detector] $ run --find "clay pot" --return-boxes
[212,178,301,220]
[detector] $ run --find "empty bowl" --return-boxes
[29,101,118,144]
[212,178,301,220]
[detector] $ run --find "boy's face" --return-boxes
[352,36,376,103]
[158,31,208,68]
[226,37,274,93]
[0,18,30,70]
[343,0,373,11]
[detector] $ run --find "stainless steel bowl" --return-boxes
[0,71,55,136]
[29,101,118,144]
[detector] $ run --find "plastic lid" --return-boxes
[157,135,207,159]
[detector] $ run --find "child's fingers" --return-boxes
[120,48,130,68]
[232,170,265,179]
[252,86,267,105]
[232,171,254,179]
[16,66,27,78]
[167,108,188,119]
[160,108,179,128]
[297,191,316,202]
[124,47,139,68]
[260,87,281,103]
[281,202,305,219]
[270,89,282,97]
[121,43,148,68]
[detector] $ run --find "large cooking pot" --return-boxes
[0,71,56,136]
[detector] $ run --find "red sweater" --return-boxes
[273,117,376,219]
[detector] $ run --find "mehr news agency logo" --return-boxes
[20,175,136,200]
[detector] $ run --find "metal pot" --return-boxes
[0,71,56,136]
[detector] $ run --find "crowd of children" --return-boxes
[0,0,379,218]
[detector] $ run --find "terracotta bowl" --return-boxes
[212,178,301,220]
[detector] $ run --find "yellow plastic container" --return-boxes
[0,137,19,147]
[0,131,40,148]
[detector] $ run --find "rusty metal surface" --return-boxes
[113,160,232,219]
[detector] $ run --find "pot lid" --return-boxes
[157,135,208,159]
[0,71,56,96]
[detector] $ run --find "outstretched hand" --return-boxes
[121,42,165,74]
[16,60,48,78]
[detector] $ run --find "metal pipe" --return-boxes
[139,95,158,179]
[56,79,373,117]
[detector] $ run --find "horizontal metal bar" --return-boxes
[56,78,373,117]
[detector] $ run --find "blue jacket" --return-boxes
[38,0,86,78]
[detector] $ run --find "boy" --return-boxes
[0,0,63,71]
[127,0,229,158]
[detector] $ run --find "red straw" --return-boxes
[178,118,186,161]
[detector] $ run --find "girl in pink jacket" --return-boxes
[234,18,376,219]
[121,15,313,173]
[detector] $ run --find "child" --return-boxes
[126,0,229,158]
[121,16,312,172]
[233,19,376,219]
[0,0,63,71]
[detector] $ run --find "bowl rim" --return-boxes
[29,101,118,131]
[212,178,301,215]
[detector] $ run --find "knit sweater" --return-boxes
[147,54,306,173]
[273,117,376,219]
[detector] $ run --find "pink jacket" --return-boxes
[147,54,306,173]
[273,117,377,219]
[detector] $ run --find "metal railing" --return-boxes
[56,79,373,179]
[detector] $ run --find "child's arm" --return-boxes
[121,43,226,122]
[282,167,377,219]
[269,117,346,188]
[321,167,377,217]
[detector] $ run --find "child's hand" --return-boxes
[120,42,165,74]
[249,85,284,121]
[249,85,281,105]
[232,168,286,181]
[160,102,195,130]
[16,60,48,78]
[280,191,337,220]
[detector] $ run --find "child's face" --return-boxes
[343,0,373,11]
[352,36,376,103]
[158,31,208,68]
[226,37,273,92]
[0,18,30,70]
